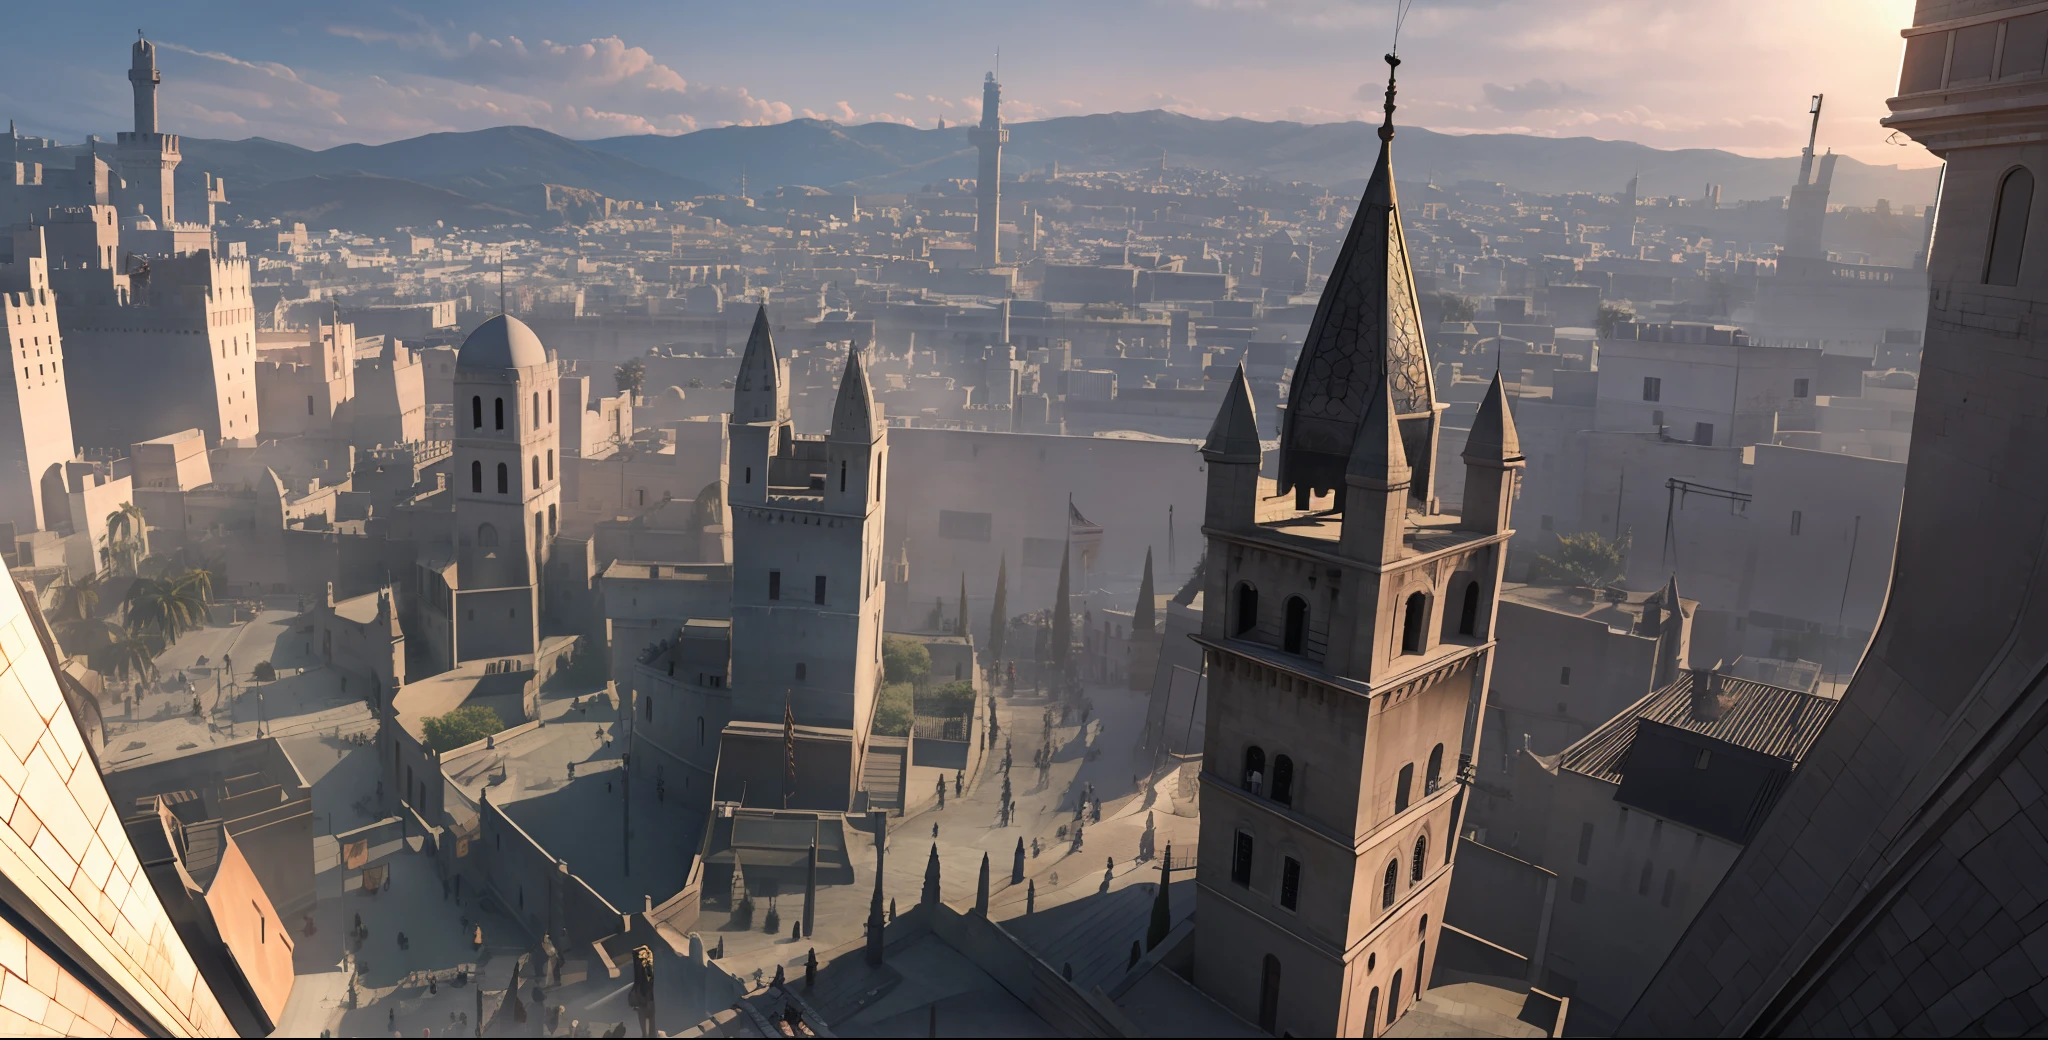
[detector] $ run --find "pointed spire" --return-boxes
[733,305,785,423]
[975,853,991,915]
[922,843,942,908]
[1134,548,1156,635]
[1050,528,1072,673]
[830,344,881,441]
[1346,375,1412,487]
[1463,371,1522,462]
[1201,364,1260,463]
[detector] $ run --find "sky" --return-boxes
[0,0,1935,168]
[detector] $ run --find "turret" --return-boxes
[1200,365,1260,532]
[824,346,882,515]
[1458,371,1525,534]
[129,36,160,137]
[728,306,787,508]
[1339,378,1411,564]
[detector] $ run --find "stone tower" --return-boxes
[452,314,559,661]
[1783,94,1836,262]
[117,35,179,227]
[1623,4,2048,1033]
[969,72,1008,268]
[1188,55,1521,1038]
[723,309,890,809]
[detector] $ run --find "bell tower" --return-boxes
[1188,54,1518,1037]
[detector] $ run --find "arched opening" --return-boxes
[477,523,498,548]
[494,397,505,430]
[496,463,508,494]
[840,459,847,492]
[1258,955,1281,1034]
[1272,754,1295,806]
[1411,835,1428,883]
[1283,596,1308,654]
[1382,860,1398,908]
[644,695,654,722]
[547,389,553,423]
[1401,592,1427,654]
[1366,989,1380,1038]
[1396,763,1414,813]
[1427,744,1445,794]
[548,504,557,536]
[470,460,482,493]
[1389,970,1403,1022]
[1235,583,1258,636]
[532,456,541,489]
[546,450,554,481]
[1243,746,1266,794]
[1458,581,1480,636]
[472,396,482,429]
[1987,165,2035,286]
[533,392,540,423]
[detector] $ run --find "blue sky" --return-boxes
[0,0,1932,166]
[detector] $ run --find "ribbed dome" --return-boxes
[458,314,548,370]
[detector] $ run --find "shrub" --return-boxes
[251,660,277,682]
[422,705,505,754]
[882,637,931,687]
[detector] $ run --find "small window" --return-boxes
[1243,746,1265,794]
[471,460,482,493]
[496,462,508,494]
[1694,748,1712,770]
[1577,822,1595,865]
[1282,596,1308,654]
[644,695,654,722]
[1235,582,1258,636]
[1411,836,1427,883]
[1401,592,1427,654]
[532,456,541,489]
[472,396,483,429]
[1272,755,1295,806]
[1280,857,1301,911]
[1426,744,1444,793]
[1382,860,1398,908]
[1790,510,1803,535]
[306,394,315,416]
[768,570,781,600]
[495,397,505,430]
[1570,877,1587,903]
[546,450,554,480]
[1560,666,1572,685]
[1642,376,1662,402]
[815,575,828,605]
[533,392,540,423]
[840,459,847,492]
[1792,377,1809,399]
[1693,422,1714,446]
[1395,764,1414,813]
[1231,831,1254,887]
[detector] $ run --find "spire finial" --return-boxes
[1379,53,1400,142]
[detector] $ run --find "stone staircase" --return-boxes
[862,737,908,812]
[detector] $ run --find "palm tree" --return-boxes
[45,574,105,658]
[92,626,160,686]
[123,569,210,646]
[103,503,148,577]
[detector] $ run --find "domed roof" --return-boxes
[458,314,549,371]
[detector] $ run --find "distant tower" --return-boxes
[969,72,1009,268]
[1783,93,1836,260]
[117,34,180,226]
[452,315,560,662]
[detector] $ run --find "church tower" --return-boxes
[1189,55,1521,1037]
[723,314,890,810]
[451,314,560,662]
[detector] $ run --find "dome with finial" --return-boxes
[457,314,548,371]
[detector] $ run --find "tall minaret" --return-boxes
[1783,93,1835,261]
[969,72,1008,268]
[117,34,180,226]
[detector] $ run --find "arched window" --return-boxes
[535,513,544,553]
[471,460,482,493]
[477,523,498,548]
[1401,592,1427,654]
[1411,835,1428,883]
[548,504,557,536]
[840,459,847,492]
[496,462,508,494]
[1272,754,1295,806]
[472,396,482,429]
[1235,582,1258,636]
[1382,860,1398,908]
[532,456,541,489]
[1283,596,1308,654]
[1396,763,1414,813]
[495,397,505,430]
[1257,955,1281,1035]
[1243,746,1266,793]
[1366,989,1380,1038]
[644,694,654,722]
[1389,971,1403,1021]
[547,389,553,423]
[546,450,554,481]
[533,392,540,423]
[1426,744,1445,794]
[1986,166,2035,286]
[1458,581,1480,636]
[795,662,808,682]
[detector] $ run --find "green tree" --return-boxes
[422,705,506,753]
[1597,303,1635,338]
[123,568,211,645]
[615,357,646,395]
[102,502,149,576]
[91,626,161,685]
[1529,531,1630,589]
[882,637,931,688]
[872,683,914,737]
[251,660,277,682]
[918,680,977,719]
[46,574,104,656]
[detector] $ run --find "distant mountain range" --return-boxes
[174,111,1939,232]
